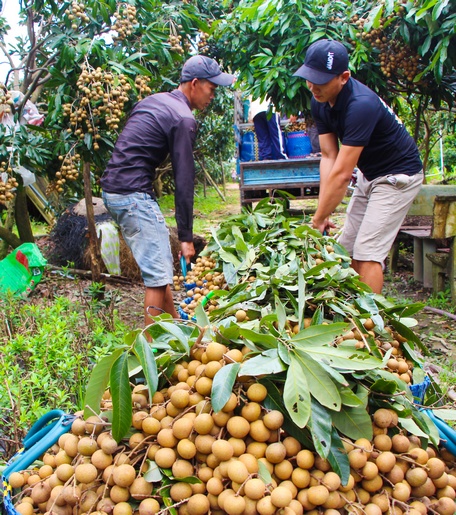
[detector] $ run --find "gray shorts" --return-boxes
[102,191,174,287]
[338,171,423,264]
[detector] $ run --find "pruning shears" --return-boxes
[2,410,76,480]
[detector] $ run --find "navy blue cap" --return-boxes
[294,40,349,85]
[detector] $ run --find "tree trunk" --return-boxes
[82,160,104,288]
[14,187,34,243]
[0,199,21,257]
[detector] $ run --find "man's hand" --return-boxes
[180,241,195,263]
[311,216,336,235]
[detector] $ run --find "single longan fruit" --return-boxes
[265,442,287,464]
[186,492,211,515]
[177,439,197,460]
[296,449,315,469]
[205,341,227,361]
[194,413,214,435]
[392,434,410,453]
[373,408,394,428]
[376,451,396,473]
[227,460,249,484]
[170,482,192,502]
[374,434,392,451]
[170,389,190,409]
[270,486,293,508]
[227,416,250,438]
[247,383,267,402]
[154,448,177,469]
[263,410,284,430]
[427,457,446,479]
[212,439,234,461]
[282,436,302,457]
[241,402,262,422]
[9,472,26,488]
[307,485,330,506]
[139,498,161,515]
[244,477,266,500]
[112,463,136,487]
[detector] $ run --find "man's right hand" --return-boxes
[180,241,195,263]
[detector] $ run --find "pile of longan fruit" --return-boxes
[7,338,456,515]
[174,256,226,318]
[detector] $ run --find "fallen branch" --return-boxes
[45,264,141,285]
[423,306,456,321]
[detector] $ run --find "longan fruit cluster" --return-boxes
[62,65,132,148]
[134,76,152,100]
[197,31,210,54]
[353,14,420,83]
[112,4,137,41]
[0,88,14,114]
[168,27,185,55]
[0,162,18,202]
[48,153,81,194]
[65,1,90,29]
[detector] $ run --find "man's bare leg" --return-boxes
[144,284,179,326]
[352,260,383,294]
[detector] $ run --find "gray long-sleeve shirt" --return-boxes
[100,89,197,242]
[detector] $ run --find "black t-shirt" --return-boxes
[100,89,197,242]
[311,78,422,180]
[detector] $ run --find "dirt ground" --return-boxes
[32,183,456,374]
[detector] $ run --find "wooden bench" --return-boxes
[392,195,456,302]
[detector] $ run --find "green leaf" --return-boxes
[309,399,333,458]
[239,348,286,376]
[110,352,133,443]
[291,323,349,347]
[327,428,351,486]
[284,353,311,428]
[297,341,382,372]
[332,405,373,441]
[153,322,190,353]
[144,460,163,482]
[133,334,158,398]
[275,297,287,332]
[239,328,278,349]
[388,318,428,354]
[211,363,241,412]
[258,460,272,485]
[293,350,341,411]
[83,348,125,419]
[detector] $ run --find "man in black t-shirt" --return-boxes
[293,39,423,293]
[101,56,234,324]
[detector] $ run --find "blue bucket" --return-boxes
[240,132,257,162]
[287,131,312,158]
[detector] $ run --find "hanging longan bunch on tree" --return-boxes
[197,31,210,54]
[167,21,185,55]
[134,76,152,101]
[62,63,132,146]
[112,4,137,41]
[353,11,421,84]
[46,151,82,195]
[0,160,19,203]
[65,1,90,30]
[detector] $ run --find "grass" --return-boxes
[158,182,241,237]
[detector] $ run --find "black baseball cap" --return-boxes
[294,40,349,85]
[180,55,235,86]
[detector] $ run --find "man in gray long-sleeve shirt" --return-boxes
[101,56,234,324]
